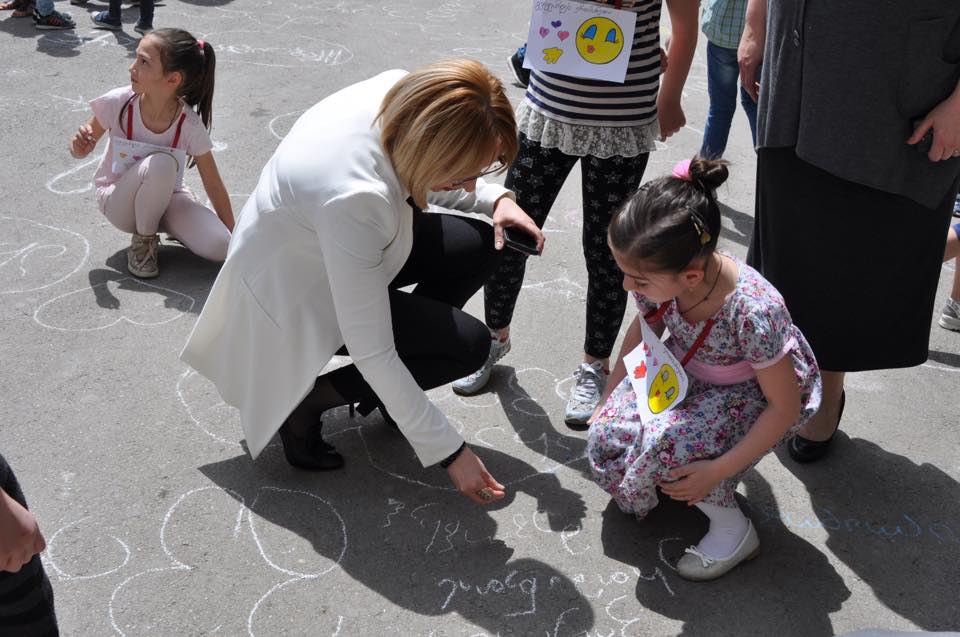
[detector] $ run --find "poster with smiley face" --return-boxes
[523,0,637,83]
[622,319,689,421]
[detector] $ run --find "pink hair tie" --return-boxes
[197,39,205,51]
[672,159,692,181]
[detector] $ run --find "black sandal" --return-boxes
[788,391,845,463]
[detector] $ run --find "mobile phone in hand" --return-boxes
[502,227,540,256]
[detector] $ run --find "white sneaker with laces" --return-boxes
[939,297,960,332]
[564,360,608,426]
[452,337,511,395]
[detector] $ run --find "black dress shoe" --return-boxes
[788,391,845,463]
[278,421,344,471]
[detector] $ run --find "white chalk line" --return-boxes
[44,517,130,581]
[33,277,196,332]
[46,153,101,196]
[0,216,90,294]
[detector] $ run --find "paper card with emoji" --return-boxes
[523,0,637,83]
[622,319,689,421]
[112,138,188,190]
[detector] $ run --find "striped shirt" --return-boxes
[701,0,748,49]
[524,0,663,127]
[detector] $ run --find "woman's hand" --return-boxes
[70,124,97,159]
[660,459,725,505]
[446,446,506,505]
[492,196,544,253]
[908,86,960,162]
[0,489,46,573]
[738,0,767,103]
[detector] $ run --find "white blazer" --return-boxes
[180,70,513,466]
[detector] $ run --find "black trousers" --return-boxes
[483,133,649,358]
[0,453,59,637]
[320,211,498,412]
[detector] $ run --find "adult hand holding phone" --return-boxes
[492,195,545,254]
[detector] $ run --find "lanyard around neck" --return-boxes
[643,302,717,367]
[126,95,187,149]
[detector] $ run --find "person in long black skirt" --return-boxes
[739,0,960,461]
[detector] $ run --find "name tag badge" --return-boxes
[524,0,638,83]
[112,137,188,190]
[623,318,689,421]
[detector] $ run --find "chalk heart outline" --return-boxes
[0,216,90,294]
[33,277,195,332]
[109,486,347,637]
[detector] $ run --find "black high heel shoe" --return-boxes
[277,421,344,471]
[789,391,845,463]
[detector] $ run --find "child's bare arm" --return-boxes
[70,115,106,159]
[194,152,235,232]
[589,314,665,423]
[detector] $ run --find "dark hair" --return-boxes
[608,156,729,272]
[147,28,215,140]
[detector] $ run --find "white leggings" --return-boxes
[102,153,230,262]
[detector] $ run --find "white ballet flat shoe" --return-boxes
[676,520,760,581]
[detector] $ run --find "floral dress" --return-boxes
[587,256,822,518]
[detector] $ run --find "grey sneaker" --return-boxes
[127,233,159,278]
[564,361,608,426]
[452,336,511,395]
[940,297,960,332]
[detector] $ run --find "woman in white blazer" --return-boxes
[181,60,543,505]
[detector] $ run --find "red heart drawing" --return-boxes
[587,45,596,53]
[642,343,650,353]
[652,357,659,367]
[558,31,570,41]
[654,390,661,397]
[539,26,550,38]
[633,361,646,379]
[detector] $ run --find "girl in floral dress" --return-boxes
[587,157,822,580]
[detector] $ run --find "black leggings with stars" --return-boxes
[484,133,649,359]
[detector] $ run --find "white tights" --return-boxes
[102,153,229,262]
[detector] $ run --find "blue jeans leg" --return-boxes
[700,41,740,159]
[35,0,54,15]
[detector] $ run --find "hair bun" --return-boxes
[688,156,729,192]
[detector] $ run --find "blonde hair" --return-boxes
[378,59,518,208]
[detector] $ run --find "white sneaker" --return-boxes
[564,361,608,426]
[452,337,511,395]
[939,297,960,332]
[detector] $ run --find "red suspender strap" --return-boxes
[681,318,716,367]
[170,112,187,149]
[643,303,670,325]
[125,99,134,140]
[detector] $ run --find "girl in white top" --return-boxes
[68,28,233,279]
[181,61,543,505]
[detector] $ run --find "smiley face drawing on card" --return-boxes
[623,317,689,421]
[576,17,624,64]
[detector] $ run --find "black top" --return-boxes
[757,0,960,208]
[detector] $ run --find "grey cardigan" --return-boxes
[758,0,960,208]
